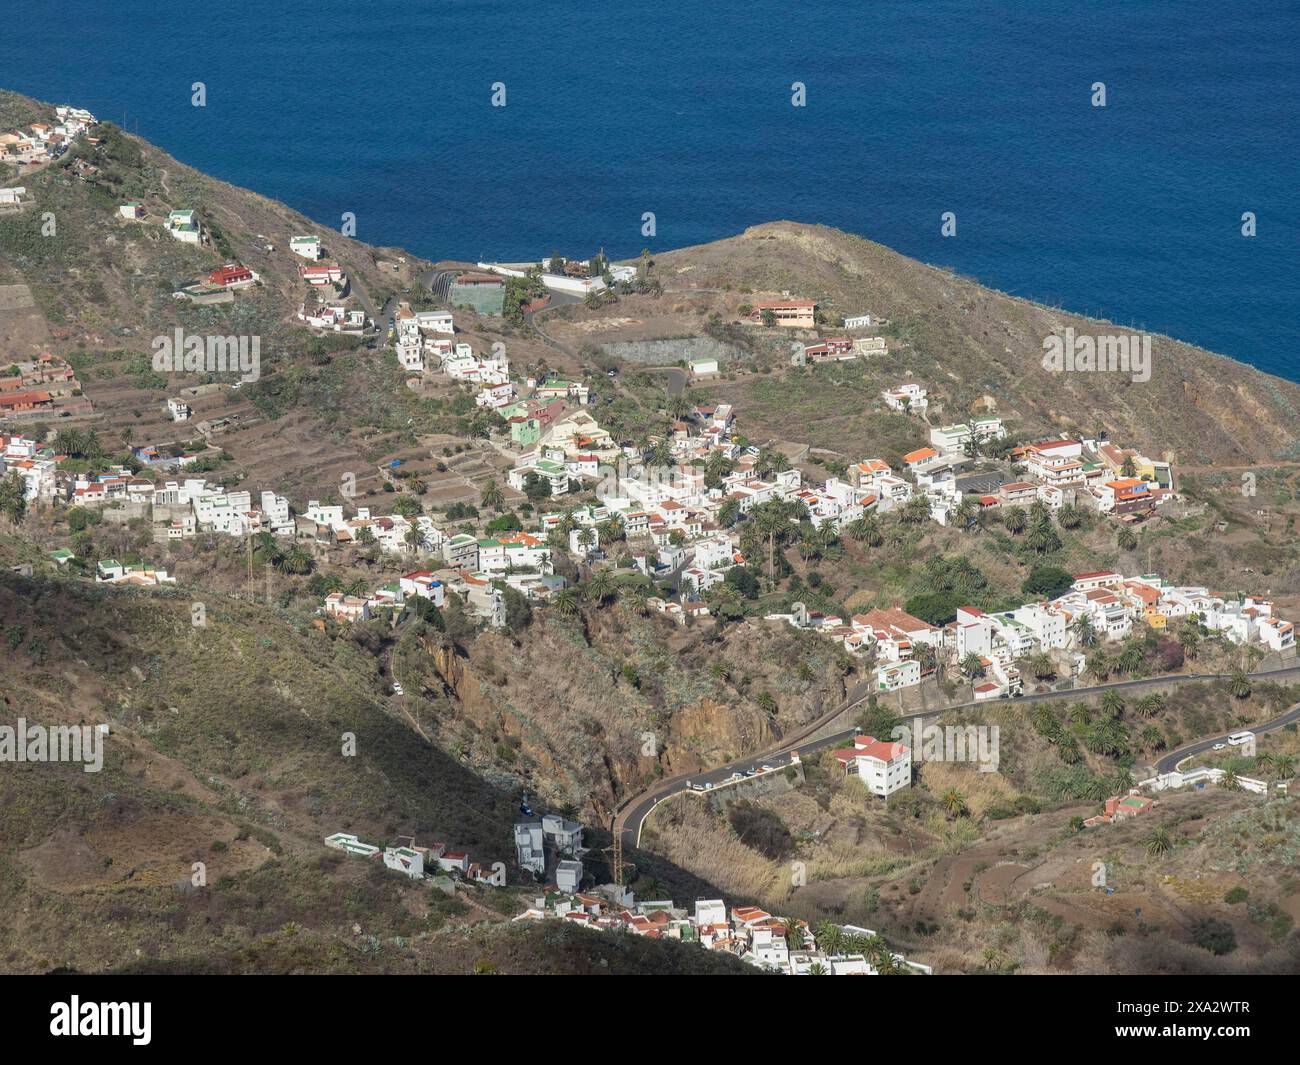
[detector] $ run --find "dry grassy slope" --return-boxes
[0,572,729,974]
[0,90,429,351]
[645,681,1300,974]
[655,222,1300,465]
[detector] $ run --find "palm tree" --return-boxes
[862,934,895,973]
[597,517,624,546]
[959,652,985,679]
[806,962,829,975]
[1136,693,1164,718]
[479,477,504,511]
[1227,669,1251,700]
[941,789,969,819]
[666,393,691,421]
[1087,651,1113,680]
[627,585,651,617]
[956,650,982,681]
[899,494,931,525]
[274,545,313,575]
[814,921,844,956]
[551,587,580,617]
[1003,507,1027,535]
[1071,614,1098,648]
[1068,702,1092,727]
[404,524,422,553]
[1140,724,1166,751]
[780,917,802,949]
[1097,717,1128,753]
[1101,690,1126,718]
[796,533,818,563]
[1027,652,1055,680]
[1219,769,1242,792]
[1117,526,1138,552]
[1031,703,1059,736]
[576,526,596,554]
[1057,737,1082,764]
[1024,513,1061,554]
[754,503,789,588]
[1117,642,1146,676]
[1145,827,1172,857]
[585,569,616,606]
[0,472,25,525]
[954,497,980,531]
[1082,776,1111,801]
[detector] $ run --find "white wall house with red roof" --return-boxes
[833,735,912,797]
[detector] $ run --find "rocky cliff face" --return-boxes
[422,610,845,821]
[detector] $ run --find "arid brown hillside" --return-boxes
[646,222,1300,466]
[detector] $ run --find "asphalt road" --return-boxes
[614,663,1300,848]
[1154,699,1300,773]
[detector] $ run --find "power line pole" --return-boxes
[611,826,624,891]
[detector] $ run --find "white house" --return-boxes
[289,235,321,260]
[832,735,912,797]
[399,570,445,607]
[555,860,584,893]
[415,310,454,334]
[383,846,425,879]
[166,209,201,244]
[881,383,928,414]
[324,833,380,858]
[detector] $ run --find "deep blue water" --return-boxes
[3,1,1298,381]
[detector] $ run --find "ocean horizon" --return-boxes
[3,0,1297,382]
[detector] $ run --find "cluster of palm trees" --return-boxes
[548,509,626,557]
[736,497,809,588]
[258,532,314,575]
[1249,752,1296,780]
[1001,500,1063,554]
[810,922,904,973]
[53,427,107,463]
[549,568,646,618]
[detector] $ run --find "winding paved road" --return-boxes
[614,662,1300,848]
[1154,699,1300,773]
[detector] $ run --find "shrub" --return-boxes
[1190,917,1237,955]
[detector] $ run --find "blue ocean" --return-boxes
[3,0,1297,381]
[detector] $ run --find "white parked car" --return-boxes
[391,682,404,696]
[1211,742,1227,751]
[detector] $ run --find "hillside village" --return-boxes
[324,813,929,975]
[4,283,1291,692]
[3,97,1299,980]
